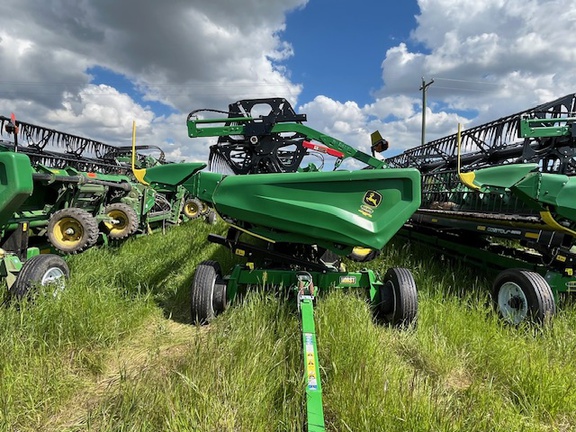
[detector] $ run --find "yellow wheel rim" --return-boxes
[52,217,84,249]
[104,209,128,234]
[184,201,200,218]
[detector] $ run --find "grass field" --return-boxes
[1,220,576,431]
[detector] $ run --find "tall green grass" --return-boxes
[0,261,155,429]
[83,292,306,431]
[1,221,576,431]
[0,221,224,431]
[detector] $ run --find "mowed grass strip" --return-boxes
[1,222,576,431]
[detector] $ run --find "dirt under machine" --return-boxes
[137,98,421,430]
[386,93,576,325]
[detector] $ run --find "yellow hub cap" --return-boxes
[52,217,84,248]
[185,202,200,217]
[104,210,128,234]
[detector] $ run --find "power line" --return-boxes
[434,77,503,86]
[431,85,498,93]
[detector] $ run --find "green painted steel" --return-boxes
[182,171,223,204]
[519,116,576,138]
[222,264,384,430]
[545,271,576,295]
[0,117,218,293]
[0,152,34,226]
[300,297,325,431]
[0,253,24,287]
[224,266,382,299]
[399,228,541,273]
[397,228,576,299]
[185,168,420,252]
[143,162,206,186]
[185,99,422,430]
[188,116,388,170]
[513,172,576,222]
[469,164,539,190]
[461,164,576,229]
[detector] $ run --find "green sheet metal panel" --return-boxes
[0,152,34,226]
[211,168,421,250]
[143,162,206,186]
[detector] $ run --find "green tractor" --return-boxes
[0,150,69,299]
[0,115,213,257]
[0,114,213,298]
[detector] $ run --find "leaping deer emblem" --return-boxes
[364,191,382,207]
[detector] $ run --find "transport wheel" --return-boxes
[47,208,99,253]
[191,260,227,324]
[206,210,217,225]
[103,203,139,239]
[183,198,204,220]
[10,254,70,300]
[492,269,556,325]
[200,201,210,215]
[377,267,418,327]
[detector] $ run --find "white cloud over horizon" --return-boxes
[1,0,574,163]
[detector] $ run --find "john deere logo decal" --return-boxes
[363,191,382,207]
[359,190,382,217]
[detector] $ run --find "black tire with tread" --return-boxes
[47,208,99,253]
[191,260,226,324]
[200,201,210,215]
[206,210,217,225]
[212,280,228,314]
[10,254,70,300]
[378,267,418,327]
[104,202,139,239]
[492,269,556,324]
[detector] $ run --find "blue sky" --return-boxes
[0,0,574,163]
[284,1,421,105]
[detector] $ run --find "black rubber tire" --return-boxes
[183,198,204,220]
[10,254,70,300]
[377,267,418,327]
[47,208,99,254]
[191,260,226,324]
[212,279,228,314]
[104,202,139,239]
[492,269,556,325]
[206,210,217,225]
[200,201,210,215]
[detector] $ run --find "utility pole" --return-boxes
[420,77,434,146]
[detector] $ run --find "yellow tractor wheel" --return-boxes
[47,208,99,254]
[183,198,203,220]
[103,203,139,239]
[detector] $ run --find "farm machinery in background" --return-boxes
[386,93,576,325]
[0,114,211,299]
[174,98,421,431]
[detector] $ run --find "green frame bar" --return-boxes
[519,117,576,138]
[223,264,383,430]
[225,265,383,303]
[398,228,576,298]
[187,117,387,169]
[300,296,325,431]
